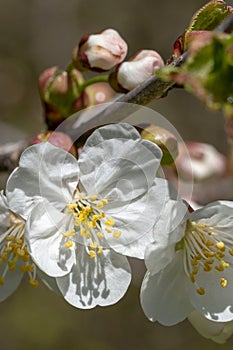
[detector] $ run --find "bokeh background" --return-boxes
[1,0,233,349]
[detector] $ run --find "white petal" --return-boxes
[188,266,233,322]
[0,261,24,302]
[106,179,187,259]
[144,197,187,274]
[6,142,79,218]
[78,123,162,199]
[82,123,141,146]
[105,179,186,259]
[25,201,75,277]
[56,246,131,309]
[191,202,233,233]
[37,269,62,295]
[218,200,233,209]
[0,191,10,230]
[140,251,193,325]
[188,310,233,344]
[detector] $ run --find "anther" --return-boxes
[220,278,227,288]
[105,218,115,226]
[113,230,122,238]
[64,240,73,248]
[197,287,205,295]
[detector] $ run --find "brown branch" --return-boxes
[0,14,233,174]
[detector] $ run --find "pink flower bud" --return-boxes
[73,28,128,71]
[38,66,58,93]
[176,142,226,181]
[85,82,115,105]
[110,50,164,92]
[31,131,76,157]
[38,67,85,128]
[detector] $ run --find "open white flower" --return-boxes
[140,200,233,325]
[0,191,60,301]
[0,191,38,301]
[6,123,172,308]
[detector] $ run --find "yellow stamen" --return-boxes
[190,274,195,283]
[21,265,33,273]
[105,218,115,226]
[90,242,98,249]
[96,202,104,209]
[0,277,5,285]
[90,195,98,201]
[89,250,96,259]
[197,287,205,295]
[229,248,233,256]
[216,242,225,250]
[29,279,39,288]
[8,261,16,271]
[64,240,73,248]
[97,232,104,239]
[1,253,7,260]
[220,278,227,288]
[97,246,103,255]
[113,230,122,238]
[215,265,224,272]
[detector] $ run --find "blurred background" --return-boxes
[1,0,233,349]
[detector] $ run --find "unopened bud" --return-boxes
[86,82,115,105]
[140,124,178,165]
[72,28,128,72]
[176,142,226,181]
[38,67,85,128]
[31,131,76,157]
[109,50,164,92]
[71,91,89,113]
[38,66,58,93]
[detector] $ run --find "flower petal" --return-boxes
[0,261,24,302]
[56,246,131,309]
[188,310,233,344]
[188,265,233,322]
[37,269,62,295]
[140,251,193,325]
[105,179,187,259]
[25,200,75,277]
[0,191,10,230]
[6,142,79,218]
[191,202,233,233]
[78,123,162,200]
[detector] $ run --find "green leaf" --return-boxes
[187,0,231,32]
[158,32,233,116]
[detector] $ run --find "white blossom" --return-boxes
[141,200,233,325]
[7,123,173,309]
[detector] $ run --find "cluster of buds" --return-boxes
[39,28,165,131]
[73,28,164,91]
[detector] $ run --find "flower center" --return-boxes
[176,220,232,295]
[0,213,38,288]
[63,192,121,258]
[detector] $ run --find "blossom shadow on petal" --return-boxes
[56,246,131,308]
